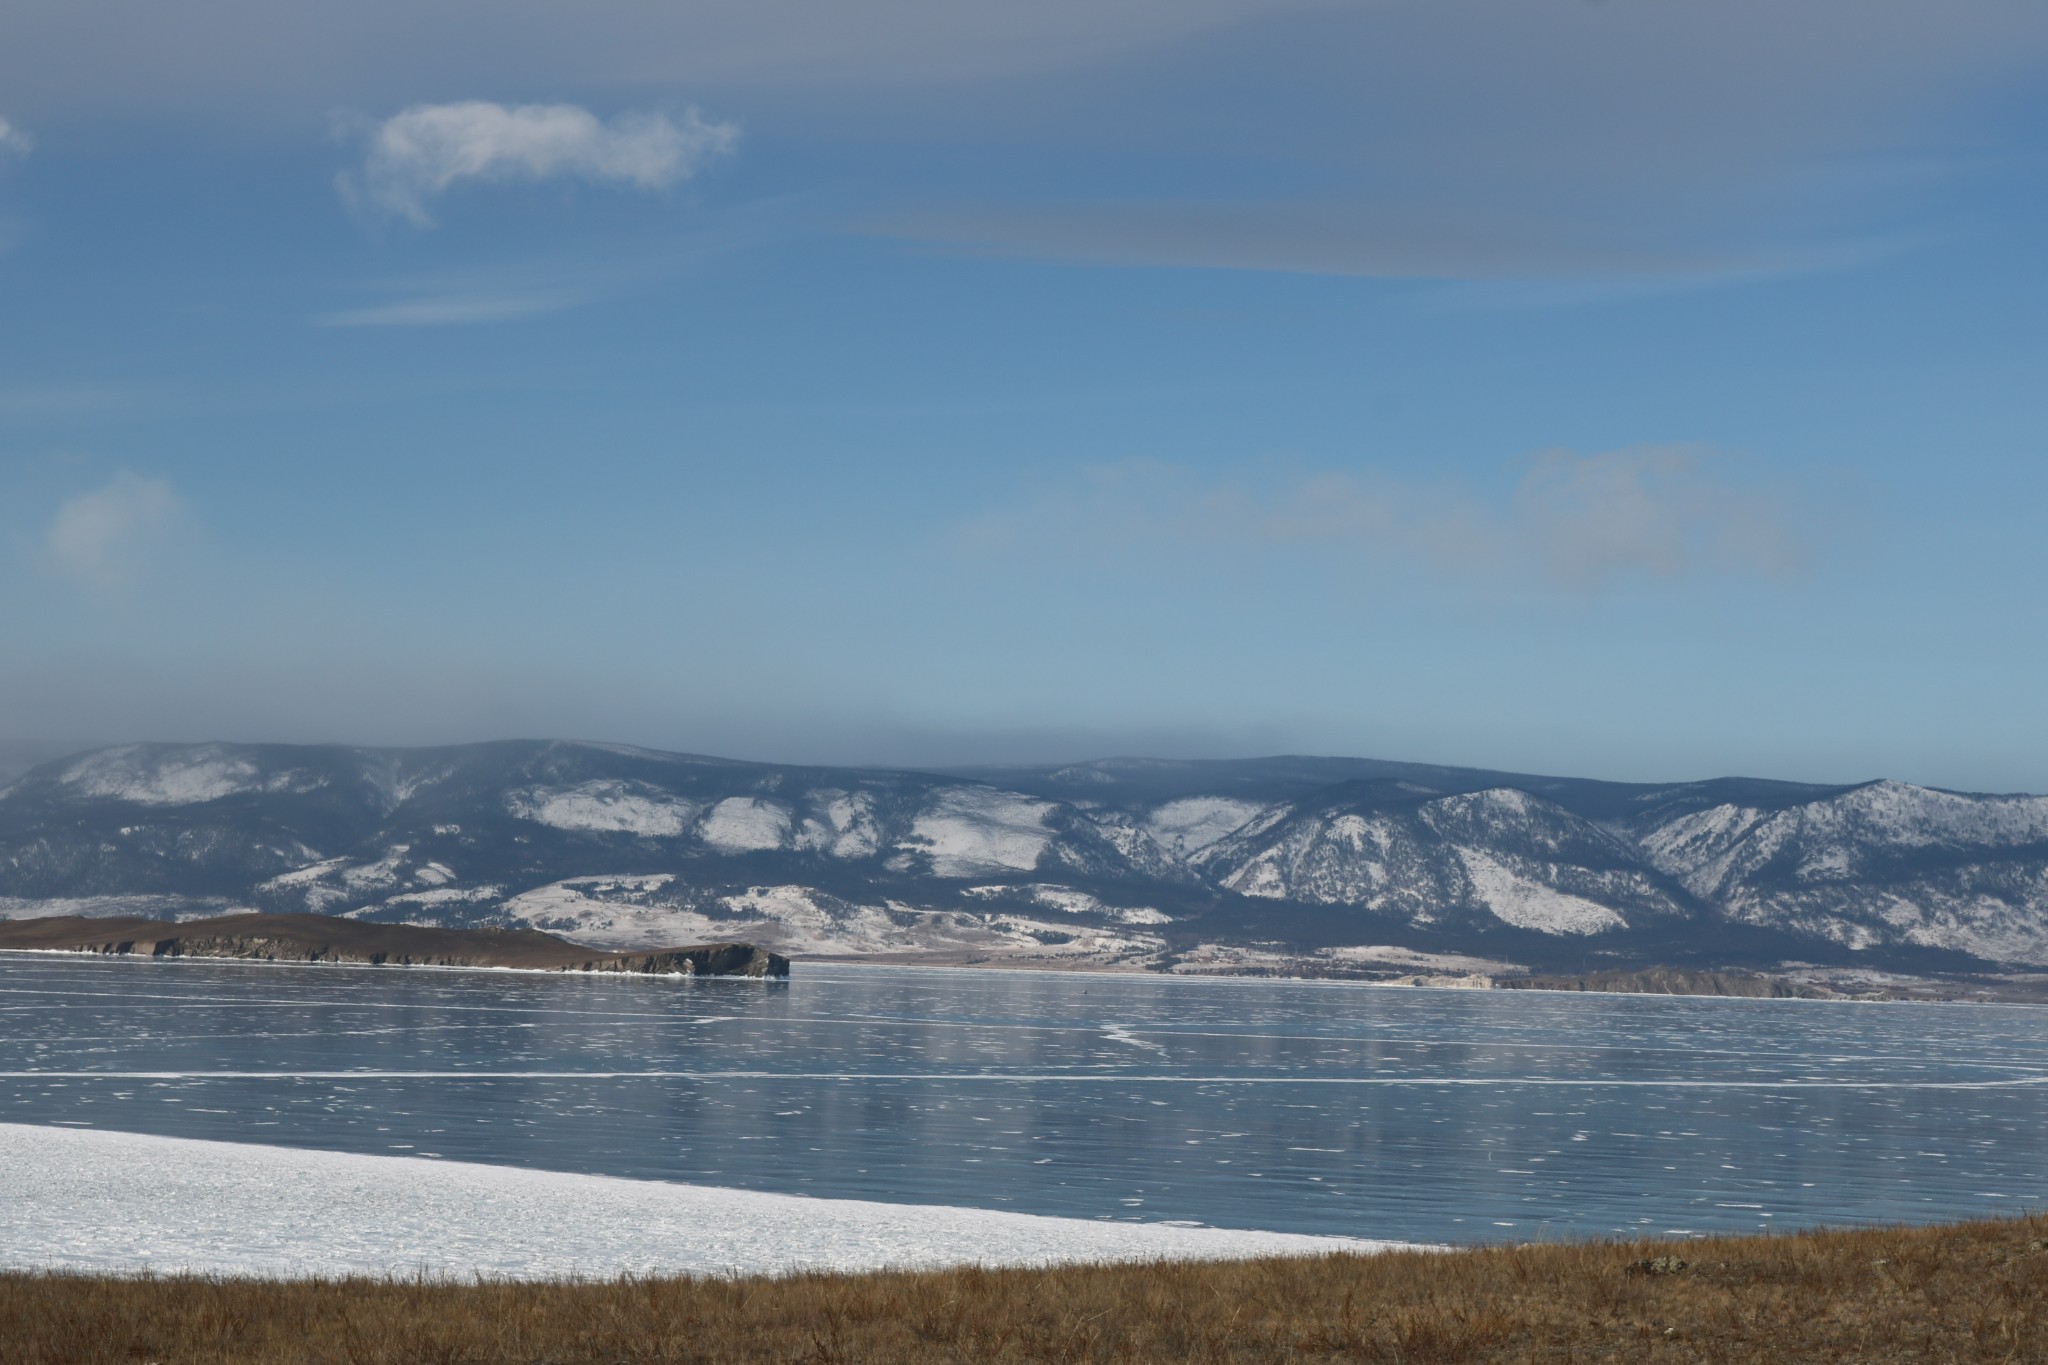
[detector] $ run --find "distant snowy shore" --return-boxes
[0,1124,1416,1280]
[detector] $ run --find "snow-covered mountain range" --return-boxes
[3,740,2046,971]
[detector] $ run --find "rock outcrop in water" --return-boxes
[0,913,789,977]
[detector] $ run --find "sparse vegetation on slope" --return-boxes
[4,1215,2045,1363]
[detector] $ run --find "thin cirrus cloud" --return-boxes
[0,116,28,254]
[886,203,1895,288]
[315,291,584,328]
[959,448,1819,594]
[884,203,1749,282]
[41,472,193,592]
[338,101,739,226]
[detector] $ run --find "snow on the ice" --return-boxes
[0,1124,1413,1279]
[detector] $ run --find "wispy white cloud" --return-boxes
[42,472,193,591]
[1509,448,1812,589]
[884,203,1746,281]
[959,447,1820,593]
[0,115,29,158]
[339,101,739,226]
[315,291,583,327]
[311,199,803,326]
[884,204,1897,288]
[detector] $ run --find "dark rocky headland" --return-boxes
[0,913,789,978]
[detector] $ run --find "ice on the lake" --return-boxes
[0,1123,1417,1280]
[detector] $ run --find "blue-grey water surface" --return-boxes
[3,953,2045,1245]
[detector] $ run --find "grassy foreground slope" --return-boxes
[4,1215,2044,1363]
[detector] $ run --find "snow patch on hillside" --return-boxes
[258,846,476,913]
[1455,848,1626,935]
[1318,944,1523,975]
[794,790,883,859]
[340,845,415,891]
[263,858,350,889]
[0,895,249,922]
[716,887,1167,959]
[507,781,698,837]
[961,883,1172,925]
[382,885,502,908]
[1145,797,1264,858]
[496,875,1161,960]
[500,877,898,955]
[1834,780,2048,848]
[907,788,1056,876]
[1646,782,2048,899]
[700,798,793,852]
[365,759,457,811]
[58,745,324,806]
[1217,813,1395,905]
[499,876,685,948]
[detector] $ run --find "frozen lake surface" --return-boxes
[3,954,2046,1251]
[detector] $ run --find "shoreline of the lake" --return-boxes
[799,954,2048,1005]
[17,938,2046,1007]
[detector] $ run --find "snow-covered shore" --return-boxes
[0,1123,1416,1280]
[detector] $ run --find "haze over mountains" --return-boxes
[2,740,2046,973]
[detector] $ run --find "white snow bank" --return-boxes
[0,1124,1414,1280]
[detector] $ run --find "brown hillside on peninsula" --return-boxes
[0,913,788,977]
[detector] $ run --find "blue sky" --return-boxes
[3,0,2046,789]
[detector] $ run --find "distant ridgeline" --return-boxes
[0,740,2045,976]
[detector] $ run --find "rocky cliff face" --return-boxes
[1,741,2043,970]
[585,944,789,977]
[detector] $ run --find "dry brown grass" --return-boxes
[4,1214,2045,1364]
